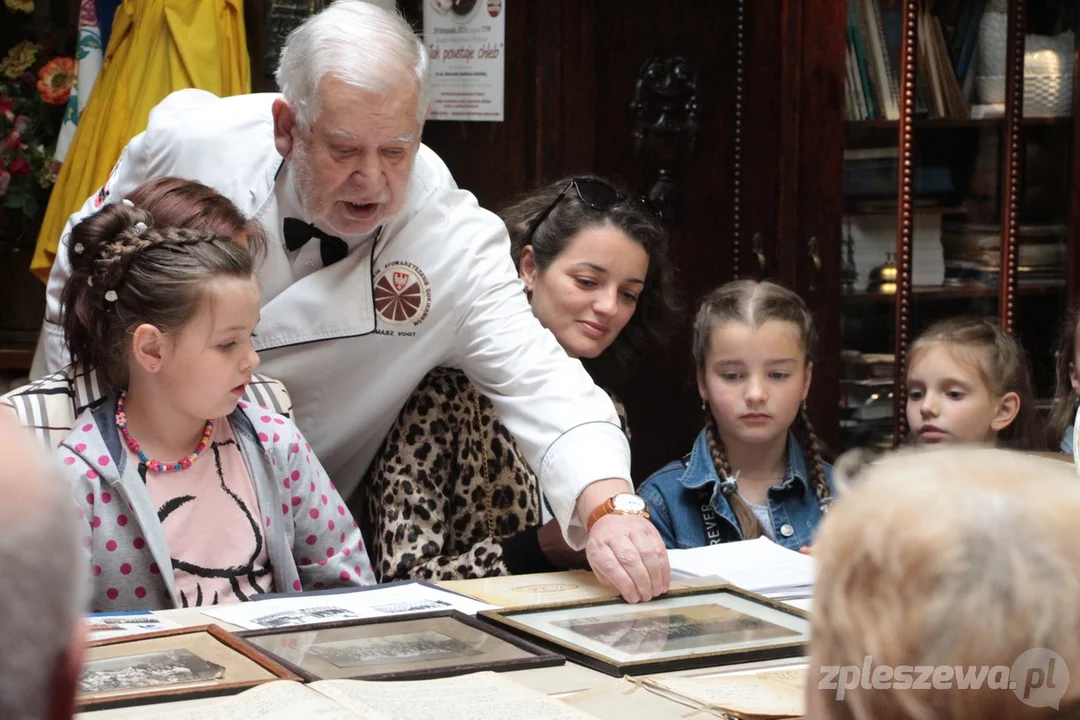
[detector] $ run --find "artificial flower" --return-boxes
[4,0,33,13]
[0,41,39,80]
[0,96,12,122]
[0,168,10,198]
[36,56,75,105]
[8,156,29,176]
[4,128,20,150]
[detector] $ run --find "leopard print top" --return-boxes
[361,367,628,582]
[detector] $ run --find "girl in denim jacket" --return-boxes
[639,280,833,551]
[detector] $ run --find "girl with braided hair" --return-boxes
[54,198,375,612]
[639,280,833,552]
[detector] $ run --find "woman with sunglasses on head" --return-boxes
[361,176,678,581]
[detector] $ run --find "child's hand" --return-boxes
[798,546,813,556]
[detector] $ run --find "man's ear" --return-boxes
[518,246,538,293]
[990,391,1021,432]
[272,98,298,159]
[131,323,166,373]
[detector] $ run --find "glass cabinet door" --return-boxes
[1013,0,1075,450]
[839,0,1017,450]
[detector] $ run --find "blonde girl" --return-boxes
[905,317,1041,449]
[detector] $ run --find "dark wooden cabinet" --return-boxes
[406,0,1080,477]
[401,0,787,477]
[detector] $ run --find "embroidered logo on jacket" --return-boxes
[373,261,431,326]
[93,156,124,208]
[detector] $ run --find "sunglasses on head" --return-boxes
[524,178,662,246]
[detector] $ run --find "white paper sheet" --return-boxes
[667,537,815,600]
[85,612,180,641]
[199,583,496,630]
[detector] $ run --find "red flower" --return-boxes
[36,56,76,105]
[5,129,20,150]
[0,96,12,122]
[9,157,30,176]
[0,169,10,198]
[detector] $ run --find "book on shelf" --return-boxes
[841,350,895,380]
[846,0,986,121]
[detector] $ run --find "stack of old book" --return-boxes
[940,220,1066,287]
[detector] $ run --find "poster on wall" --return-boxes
[423,0,505,122]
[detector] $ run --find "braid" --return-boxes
[92,226,221,292]
[61,200,257,391]
[704,410,763,539]
[794,403,831,506]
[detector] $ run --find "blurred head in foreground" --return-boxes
[0,413,87,719]
[808,446,1080,720]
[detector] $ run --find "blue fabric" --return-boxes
[639,430,834,551]
[96,0,122,51]
[1062,425,1074,455]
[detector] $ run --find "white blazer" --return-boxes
[40,90,631,547]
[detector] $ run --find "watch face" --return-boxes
[612,493,646,513]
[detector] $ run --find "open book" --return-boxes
[563,666,807,720]
[79,671,601,720]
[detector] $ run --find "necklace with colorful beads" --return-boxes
[115,390,214,472]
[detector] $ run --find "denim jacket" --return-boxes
[638,429,834,551]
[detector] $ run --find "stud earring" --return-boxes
[701,400,707,411]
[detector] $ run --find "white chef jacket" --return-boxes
[39,89,632,548]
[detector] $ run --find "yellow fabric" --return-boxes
[30,0,250,281]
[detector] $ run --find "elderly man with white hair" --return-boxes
[0,414,86,719]
[37,1,668,602]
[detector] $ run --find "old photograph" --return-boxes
[308,630,483,669]
[254,606,358,629]
[79,649,225,696]
[552,603,800,656]
[370,599,452,614]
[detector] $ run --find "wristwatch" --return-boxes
[586,493,650,532]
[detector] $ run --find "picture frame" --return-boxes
[237,609,564,682]
[78,624,302,711]
[477,584,810,677]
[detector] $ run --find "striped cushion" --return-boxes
[1,365,292,449]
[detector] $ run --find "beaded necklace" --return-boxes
[115,391,214,472]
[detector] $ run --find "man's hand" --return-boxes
[586,513,670,603]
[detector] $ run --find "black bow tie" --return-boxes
[283,217,349,267]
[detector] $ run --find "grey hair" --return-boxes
[275,0,430,128]
[0,420,87,719]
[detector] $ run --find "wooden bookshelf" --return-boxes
[846,116,1073,131]
[844,282,1065,303]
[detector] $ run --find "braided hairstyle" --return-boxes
[693,280,831,539]
[61,201,263,391]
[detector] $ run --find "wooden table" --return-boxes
[78,584,811,717]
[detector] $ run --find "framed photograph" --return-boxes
[78,624,302,711]
[238,610,564,681]
[477,584,810,676]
